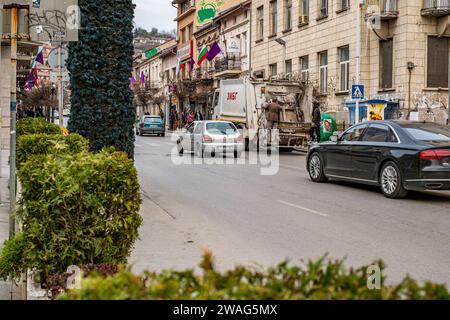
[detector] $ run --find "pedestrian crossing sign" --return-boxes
[352,85,365,100]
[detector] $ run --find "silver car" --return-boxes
[177,121,244,158]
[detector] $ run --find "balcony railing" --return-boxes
[215,55,242,74]
[365,0,398,20]
[422,0,450,16]
[192,68,215,80]
[145,81,161,90]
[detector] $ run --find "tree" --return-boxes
[67,0,136,158]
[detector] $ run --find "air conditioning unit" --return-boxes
[298,15,309,25]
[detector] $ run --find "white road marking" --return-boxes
[278,200,329,218]
[135,144,143,148]
[165,142,175,146]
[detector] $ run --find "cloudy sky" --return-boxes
[133,0,177,32]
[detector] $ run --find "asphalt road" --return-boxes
[130,133,450,286]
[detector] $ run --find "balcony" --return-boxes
[214,55,242,78]
[422,0,450,17]
[192,67,215,81]
[365,0,398,20]
[145,81,162,90]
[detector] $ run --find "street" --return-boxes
[130,133,450,286]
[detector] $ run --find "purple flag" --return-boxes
[206,42,222,61]
[140,72,146,85]
[130,76,136,86]
[35,51,44,65]
[190,57,195,73]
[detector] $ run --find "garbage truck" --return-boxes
[210,79,311,151]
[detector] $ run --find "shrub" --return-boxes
[17,133,89,169]
[15,149,142,284]
[59,251,450,300]
[46,264,119,298]
[0,233,25,281]
[17,118,61,137]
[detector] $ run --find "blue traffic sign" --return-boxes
[352,85,365,100]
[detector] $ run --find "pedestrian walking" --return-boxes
[187,110,195,125]
[310,101,322,143]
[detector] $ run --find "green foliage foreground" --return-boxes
[17,117,62,137]
[15,150,142,283]
[59,251,449,300]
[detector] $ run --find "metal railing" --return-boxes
[366,0,398,13]
[215,55,242,73]
[423,0,450,10]
[192,67,215,80]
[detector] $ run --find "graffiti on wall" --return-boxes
[197,0,224,24]
[412,92,448,124]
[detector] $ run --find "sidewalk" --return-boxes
[0,148,21,300]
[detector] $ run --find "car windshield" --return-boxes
[144,117,161,123]
[206,122,237,135]
[402,124,450,142]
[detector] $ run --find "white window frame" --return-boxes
[257,6,264,41]
[319,0,328,18]
[270,0,278,35]
[300,55,309,81]
[339,46,350,91]
[270,63,278,77]
[285,0,293,30]
[319,51,328,93]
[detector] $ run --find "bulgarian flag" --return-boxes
[197,46,208,67]
[176,58,184,77]
[30,45,44,68]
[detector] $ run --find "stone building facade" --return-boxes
[250,0,450,125]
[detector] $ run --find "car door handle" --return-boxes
[374,148,382,153]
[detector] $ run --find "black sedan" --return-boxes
[306,121,450,198]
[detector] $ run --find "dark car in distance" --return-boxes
[136,115,165,137]
[306,121,450,199]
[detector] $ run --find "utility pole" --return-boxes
[355,0,362,124]
[8,4,18,239]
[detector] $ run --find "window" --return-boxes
[187,123,195,134]
[285,0,293,30]
[233,16,237,25]
[241,32,247,56]
[319,0,328,18]
[319,51,328,93]
[339,0,349,11]
[300,0,309,15]
[206,122,238,135]
[427,36,449,88]
[270,63,278,76]
[402,124,450,141]
[380,38,393,89]
[361,124,392,143]
[270,1,278,35]
[257,6,264,41]
[285,59,292,74]
[341,124,368,142]
[300,55,309,81]
[188,24,193,41]
[181,28,186,44]
[339,46,350,91]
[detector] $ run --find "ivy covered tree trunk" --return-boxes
[67,0,136,158]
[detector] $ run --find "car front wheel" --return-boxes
[308,153,328,183]
[380,161,408,199]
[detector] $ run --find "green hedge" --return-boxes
[17,118,61,137]
[17,133,89,169]
[0,233,25,281]
[3,150,142,284]
[59,252,449,300]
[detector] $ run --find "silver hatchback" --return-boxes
[177,121,244,158]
